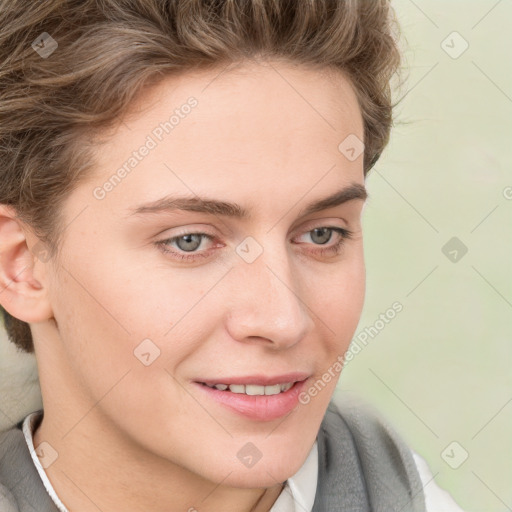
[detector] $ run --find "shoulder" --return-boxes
[325,392,466,512]
[0,424,27,475]
[0,425,26,512]
[325,391,419,471]
[411,450,467,512]
[0,485,19,512]
[314,392,427,511]
[1,417,62,512]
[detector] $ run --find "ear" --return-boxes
[0,204,54,323]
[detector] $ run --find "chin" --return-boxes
[210,451,306,489]
[219,466,291,489]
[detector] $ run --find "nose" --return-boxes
[225,241,315,349]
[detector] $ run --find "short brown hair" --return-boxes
[0,0,402,353]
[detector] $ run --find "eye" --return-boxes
[155,226,354,263]
[155,232,218,262]
[294,227,353,257]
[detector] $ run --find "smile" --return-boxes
[193,376,311,421]
[200,382,295,395]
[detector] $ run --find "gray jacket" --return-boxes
[0,395,426,511]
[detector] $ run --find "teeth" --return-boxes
[280,382,294,392]
[229,384,245,394]
[204,382,295,395]
[264,384,282,395]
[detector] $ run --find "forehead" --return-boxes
[71,59,365,222]
[127,58,362,127]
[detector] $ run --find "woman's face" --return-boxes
[40,59,367,487]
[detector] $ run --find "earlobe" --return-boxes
[0,204,54,323]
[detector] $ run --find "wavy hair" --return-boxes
[0,0,403,352]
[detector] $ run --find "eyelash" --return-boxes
[155,227,353,262]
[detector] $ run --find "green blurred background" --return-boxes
[338,1,512,511]
[0,1,510,511]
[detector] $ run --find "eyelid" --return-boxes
[155,223,352,264]
[154,224,218,240]
[156,219,348,245]
[297,216,350,230]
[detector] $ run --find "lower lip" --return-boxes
[193,378,310,422]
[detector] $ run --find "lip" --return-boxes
[196,372,311,387]
[192,375,311,422]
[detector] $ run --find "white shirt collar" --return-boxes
[23,411,318,512]
[269,439,318,512]
[23,411,69,512]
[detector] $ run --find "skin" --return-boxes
[0,58,367,511]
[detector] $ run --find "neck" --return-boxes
[29,323,288,512]
[32,409,285,512]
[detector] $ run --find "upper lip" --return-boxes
[196,372,311,386]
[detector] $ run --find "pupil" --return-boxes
[312,228,331,245]
[178,234,201,252]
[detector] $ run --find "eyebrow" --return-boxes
[127,182,367,219]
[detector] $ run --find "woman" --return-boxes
[0,1,464,510]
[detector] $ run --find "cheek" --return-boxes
[295,257,365,417]
[47,265,140,398]
[308,250,366,337]
[48,245,227,394]
[43,234,366,485]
